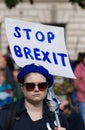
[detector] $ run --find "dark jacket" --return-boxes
[0,98,69,130]
[67,109,85,130]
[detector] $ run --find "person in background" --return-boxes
[4,45,15,71]
[73,52,84,70]
[0,63,69,130]
[4,45,19,72]
[0,70,14,109]
[74,53,85,124]
[0,55,14,88]
[59,99,85,130]
[13,68,23,101]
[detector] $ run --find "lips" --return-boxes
[33,94,40,97]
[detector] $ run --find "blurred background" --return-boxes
[0,0,85,60]
[0,0,85,126]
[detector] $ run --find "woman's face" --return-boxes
[0,56,6,68]
[0,73,5,85]
[21,72,48,104]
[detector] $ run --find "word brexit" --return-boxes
[14,45,68,67]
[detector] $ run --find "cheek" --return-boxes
[21,87,27,95]
[41,89,48,98]
[21,86,48,100]
[0,77,5,82]
[21,87,33,98]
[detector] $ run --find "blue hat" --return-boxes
[17,63,54,88]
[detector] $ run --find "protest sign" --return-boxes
[5,18,75,78]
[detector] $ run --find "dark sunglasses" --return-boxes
[23,82,48,91]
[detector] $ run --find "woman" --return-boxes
[0,63,68,130]
[0,70,13,109]
[74,53,85,124]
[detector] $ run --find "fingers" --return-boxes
[54,127,58,130]
[54,127,66,130]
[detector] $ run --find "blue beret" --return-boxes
[17,63,54,88]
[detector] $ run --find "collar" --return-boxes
[16,98,53,118]
[43,102,53,118]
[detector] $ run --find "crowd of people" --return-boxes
[64,52,85,129]
[59,99,85,130]
[0,46,23,109]
[73,52,85,125]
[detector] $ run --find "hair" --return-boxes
[64,103,71,110]
[81,53,85,61]
[0,70,5,76]
[7,45,11,54]
[0,70,6,83]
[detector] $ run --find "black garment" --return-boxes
[13,82,23,100]
[4,66,14,88]
[0,98,69,130]
[5,54,15,71]
[67,109,85,130]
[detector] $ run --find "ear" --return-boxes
[21,85,24,92]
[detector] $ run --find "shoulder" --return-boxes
[0,103,13,116]
[75,62,83,71]
[0,102,17,118]
[71,110,84,122]
[0,104,9,114]
[0,104,9,128]
[0,102,18,126]
[6,83,13,89]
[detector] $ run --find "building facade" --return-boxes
[0,0,85,60]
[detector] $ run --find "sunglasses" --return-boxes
[23,82,48,91]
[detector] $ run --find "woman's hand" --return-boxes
[54,127,66,130]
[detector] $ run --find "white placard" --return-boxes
[5,18,75,79]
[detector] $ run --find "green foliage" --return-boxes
[4,0,85,9]
[53,79,75,95]
[4,0,19,9]
[4,0,33,9]
[69,0,85,9]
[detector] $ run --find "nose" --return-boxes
[34,85,39,91]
